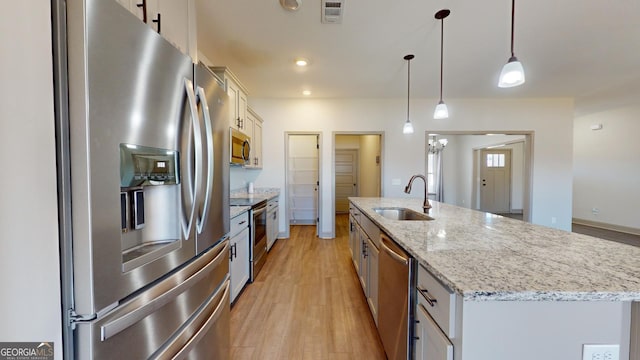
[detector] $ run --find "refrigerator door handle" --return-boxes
[195,86,214,235]
[100,239,228,341]
[181,78,202,240]
[152,280,230,359]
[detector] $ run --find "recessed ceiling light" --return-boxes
[302,90,312,96]
[295,58,308,67]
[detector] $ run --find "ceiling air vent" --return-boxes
[321,0,344,24]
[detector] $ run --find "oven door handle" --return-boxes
[252,206,267,217]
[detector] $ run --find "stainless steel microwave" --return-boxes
[230,128,251,165]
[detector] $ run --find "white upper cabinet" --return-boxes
[114,0,197,61]
[246,108,263,168]
[211,67,250,134]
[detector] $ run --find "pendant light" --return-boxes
[433,9,450,119]
[498,0,525,87]
[403,54,415,134]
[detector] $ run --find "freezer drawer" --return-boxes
[75,239,230,359]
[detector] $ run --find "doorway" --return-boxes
[333,133,383,232]
[426,131,532,222]
[285,133,320,236]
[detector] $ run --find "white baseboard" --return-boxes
[572,218,640,236]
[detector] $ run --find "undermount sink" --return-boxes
[373,207,434,221]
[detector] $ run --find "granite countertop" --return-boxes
[230,187,280,202]
[349,197,640,302]
[230,206,250,219]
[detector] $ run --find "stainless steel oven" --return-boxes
[250,201,268,281]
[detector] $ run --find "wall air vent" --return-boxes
[321,0,344,24]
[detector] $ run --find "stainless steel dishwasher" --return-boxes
[378,232,414,360]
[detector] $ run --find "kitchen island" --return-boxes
[349,197,640,360]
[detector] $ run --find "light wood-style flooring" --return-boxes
[229,214,386,360]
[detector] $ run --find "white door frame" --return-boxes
[285,132,322,237]
[426,131,533,223]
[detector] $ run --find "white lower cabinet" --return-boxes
[366,236,379,325]
[349,203,379,326]
[266,198,279,251]
[415,303,453,360]
[358,225,368,294]
[229,212,250,303]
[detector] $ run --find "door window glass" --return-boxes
[486,153,505,168]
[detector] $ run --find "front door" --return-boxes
[480,149,511,213]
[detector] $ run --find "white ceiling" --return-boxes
[196,0,640,105]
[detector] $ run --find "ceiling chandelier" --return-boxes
[428,135,448,154]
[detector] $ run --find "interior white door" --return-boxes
[480,149,511,213]
[335,150,358,213]
[288,135,319,227]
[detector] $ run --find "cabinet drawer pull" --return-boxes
[418,287,438,307]
[136,0,147,23]
[238,220,247,226]
[152,13,161,34]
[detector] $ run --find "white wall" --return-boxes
[359,135,381,197]
[249,97,574,236]
[573,105,640,230]
[0,2,63,359]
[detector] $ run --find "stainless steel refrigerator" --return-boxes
[54,0,231,358]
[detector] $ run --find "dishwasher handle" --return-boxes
[380,233,408,265]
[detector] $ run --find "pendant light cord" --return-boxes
[439,17,444,102]
[407,58,411,121]
[510,0,515,58]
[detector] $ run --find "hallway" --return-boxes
[229,214,386,359]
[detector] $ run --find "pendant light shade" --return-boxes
[498,0,525,88]
[403,54,415,134]
[434,9,450,119]
[434,100,449,119]
[403,120,414,134]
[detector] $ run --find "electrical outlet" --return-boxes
[583,344,619,360]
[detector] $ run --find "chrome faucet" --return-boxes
[404,174,431,213]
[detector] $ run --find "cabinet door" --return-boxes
[151,0,190,56]
[416,304,454,360]
[238,92,248,133]
[226,81,240,130]
[253,118,263,168]
[352,220,360,272]
[230,227,250,302]
[114,0,144,21]
[367,237,379,325]
[358,227,368,294]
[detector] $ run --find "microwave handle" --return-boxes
[242,139,251,163]
[195,86,213,234]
